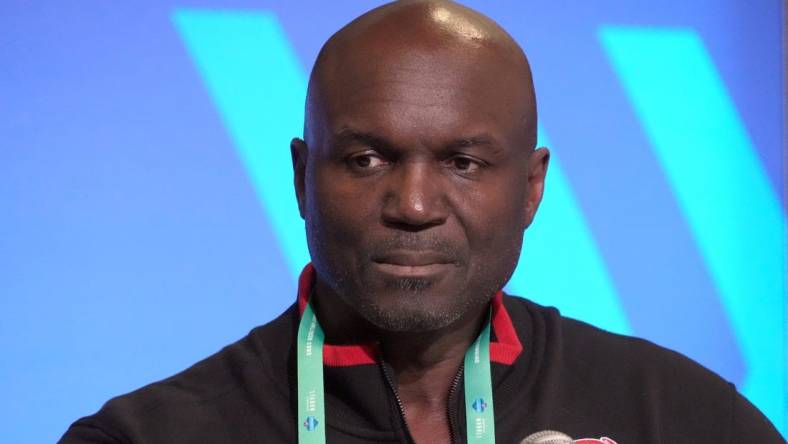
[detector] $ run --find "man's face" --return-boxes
[295,40,546,332]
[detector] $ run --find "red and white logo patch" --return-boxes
[575,438,618,444]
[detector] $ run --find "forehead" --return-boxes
[315,43,529,147]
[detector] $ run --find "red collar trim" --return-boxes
[297,263,522,367]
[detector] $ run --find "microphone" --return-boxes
[520,430,574,444]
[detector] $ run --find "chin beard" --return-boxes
[347,277,489,333]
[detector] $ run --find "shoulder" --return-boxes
[502,295,783,442]
[60,306,298,443]
[503,293,729,390]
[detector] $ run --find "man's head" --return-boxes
[292,0,549,332]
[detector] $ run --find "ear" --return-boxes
[291,138,309,220]
[523,147,550,229]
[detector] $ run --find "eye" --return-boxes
[447,155,482,174]
[348,151,388,171]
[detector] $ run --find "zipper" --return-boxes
[446,364,464,444]
[379,357,465,444]
[379,359,416,444]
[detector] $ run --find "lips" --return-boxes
[371,250,457,278]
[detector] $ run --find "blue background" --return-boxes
[1,1,784,441]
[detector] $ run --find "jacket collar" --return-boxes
[296,263,522,367]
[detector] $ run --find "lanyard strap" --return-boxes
[463,309,495,443]
[296,301,495,443]
[297,301,326,443]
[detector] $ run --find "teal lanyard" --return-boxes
[297,300,495,443]
[463,309,495,443]
[297,301,326,444]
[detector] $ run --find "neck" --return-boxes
[312,280,490,407]
[380,306,487,408]
[381,304,487,369]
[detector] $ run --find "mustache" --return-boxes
[365,234,464,264]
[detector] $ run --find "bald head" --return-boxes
[318,0,525,60]
[304,0,537,149]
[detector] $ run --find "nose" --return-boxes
[381,161,448,230]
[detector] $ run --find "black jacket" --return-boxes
[61,267,783,443]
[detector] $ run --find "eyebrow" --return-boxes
[331,127,502,153]
[332,127,394,151]
[446,135,501,152]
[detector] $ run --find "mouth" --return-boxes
[371,251,457,278]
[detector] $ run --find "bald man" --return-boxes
[61,1,783,443]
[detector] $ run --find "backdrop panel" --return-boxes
[0,1,783,441]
